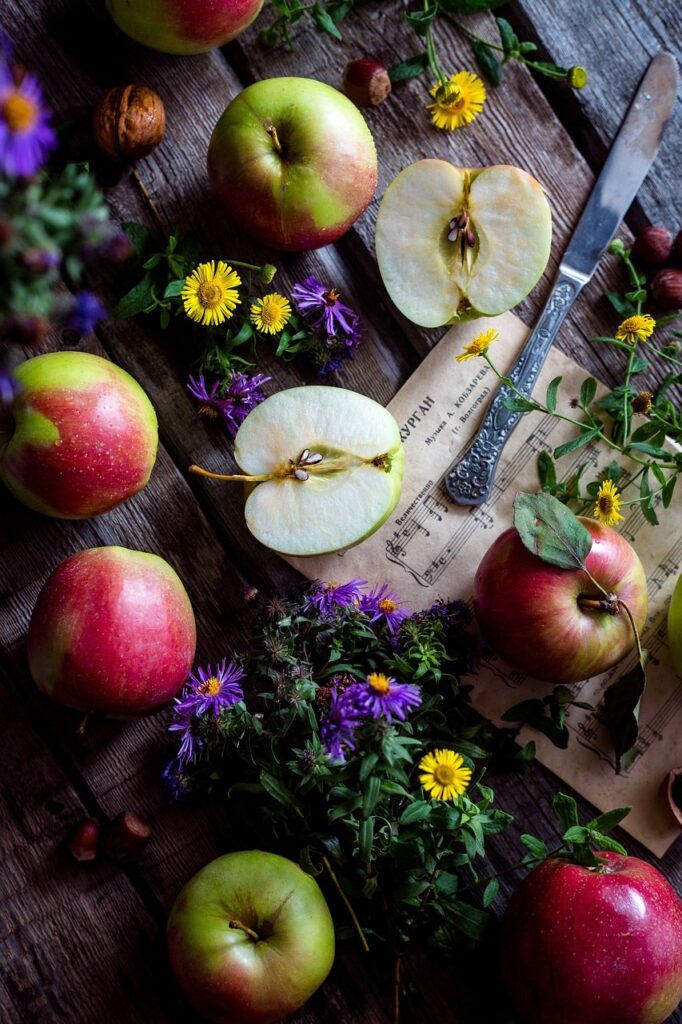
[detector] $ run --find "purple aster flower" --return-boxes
[359,583,410,636]
[291,276,361,340]
[176,659,245,717]
[348,672,422,723]
[187,371,270,438]
[319,685,365,763]
[0,66,56,177]
[168,709,202,768]
[304,578,367,616]
[67,291,107,335]
[161,760,189,802]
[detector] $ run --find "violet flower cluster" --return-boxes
[319,672,422,763]
[187,370,271,437]
[291,276,362,375]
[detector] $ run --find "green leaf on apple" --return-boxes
[602,656,648,772]
[513,491,593,570]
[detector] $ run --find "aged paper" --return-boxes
[287,311,682,856]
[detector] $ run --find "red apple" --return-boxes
[473,518,647,682]
[208,77,377,251]
[106,0,263,55]
[27,547,196,716]
[0,351,158,519]
[501,852,682,1024]
[168,850,335,1024]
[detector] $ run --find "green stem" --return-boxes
[425,23,447,82]
[322,855,370,954]
[648,343,682,369]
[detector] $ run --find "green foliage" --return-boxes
[522,793,630,869]
[513,492,593,570]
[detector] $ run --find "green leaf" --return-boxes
[163,279,185,298]
[359,752,379,782]
[388,52,429,83]
[113,276,154,319]
[552,792,579,832]
[662,475,677,508]
[159,307,170,329]
[400,801,432,825]
[122,221,153,258]
[513,492,593,570]
[501,698,544,722]
[473,40,502,85]
[602,658,647,772]
[553,426,601,459]
[517,40,538,53]
[312,3,343,39]
[579,377,597,409]
[142,253,162,270]
[501,396,540,413]
[562,824,590,844]
[546,375,562,413]
[520,834,548,860]
[358,817,374,861]
[604,291,637,317]
[587,806,631,834]
[628,442,669,460]
[259,770,302,810]
[448,901,492,942]
[405,5,437,35]
[537,450,557,491]
[362,775,382,818]
[482,877,500,907]
[588,832,628,855]
[495,16,518,56]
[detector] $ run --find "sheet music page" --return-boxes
[286,311,682,856]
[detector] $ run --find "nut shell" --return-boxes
[103,810,152,859]
[93,85,166,161]
[651,267,682,310]
[343,58,392,108]
[631,225,673,267]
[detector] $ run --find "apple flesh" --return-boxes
[168,850,335,1024]
[375,160,552,327]
[0,351,158,519]
[208,77,377,251]
[191,386,404,556]
[106,0,264,55]
[668,573,682,675]
[474,518,647,683]
[501,852,682,1024]
[27,546,196,716]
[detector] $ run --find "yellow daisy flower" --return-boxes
[456,328,498,362]
[593,479,624,527]
[615,314,656,346]
[250,292,292,335]
[427,71,486,131]
[182,261,241,327]
[418,748,472,801]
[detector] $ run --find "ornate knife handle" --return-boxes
[445,268,586,506]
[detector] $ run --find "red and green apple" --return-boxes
[27,546,196,716]
[501,852,682,1024]
[167,850,335,1024]
[106,0,264,55]
[668,572,682,675]
[208,77,377,251]
[474,518,648,683]
[0,351,158,519]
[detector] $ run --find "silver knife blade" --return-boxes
[446,51,679,508]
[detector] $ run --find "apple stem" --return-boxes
[618,598,645,666]
[266,123,283,155]
[577,592,620,615]
[229,919,260,942]
[322,854,370,953]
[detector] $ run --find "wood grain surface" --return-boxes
[1,1,680,1022]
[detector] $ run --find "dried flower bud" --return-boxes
[608,238,626,256]
[68,818,101,861]
[93,85,166,162]
[631,226,673,267]
[103,810,152,859]
[632,390,653,414]
[343,59,392,108]
[567,66,588,89]
[651,267,682,310]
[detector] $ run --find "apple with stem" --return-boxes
[208,77,377,251]
[190,386,404,556]
[375,160,552,327]
[106,0,264,55]
[501,852,682,1024]
[0,351,158,519]
[474,518,647,682]
[167,850,335,1024]
[27,546,196,716]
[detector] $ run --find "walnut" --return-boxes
[93,84,166,161]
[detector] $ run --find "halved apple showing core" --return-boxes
[375,160,552,328]
[190,386,404,556]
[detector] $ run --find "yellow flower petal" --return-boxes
[417,747,472,801]
[456,328,498,363]
[250,292,292,335]
[593,479,624,527]
[182,260,241,327]
[615,314,656,346]
[427,71,486,132]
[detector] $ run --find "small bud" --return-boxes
[102,810,152,860]
[631,226,673,267]
[342,58,392,108]
[259,263,277,284]
[632,390,653,414]
[608,238,626,255]
[567,65,588,89]
[68,818,101,862]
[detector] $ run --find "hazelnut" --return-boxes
[103,810,152,859]
[343,59,392,108]
[93,85,166,161]
[631,225,673,267]
[68,818,101,861]
[651,267,682,310]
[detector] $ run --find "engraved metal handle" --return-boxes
[445,267,587,506]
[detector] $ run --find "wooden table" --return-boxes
[2,1,680,1021]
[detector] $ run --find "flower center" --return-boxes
[379,598,398,613]
[323,288,340,305]
[437,84,465,112]
[199,676,222,696]
[367,672,391,694]
[198,403,220,418]
[258,299,280,326]
[433,764,456,785]
[2,92,38,133]
[598,496,615,516]
[197,281,224,309]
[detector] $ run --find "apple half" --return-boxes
[191,387,404,556]
[375,160,552,328]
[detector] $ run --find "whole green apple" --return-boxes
[106,0,264,55]
[668,573,682,675]
[208,77,377,251]
[167,850,335,1024]
[0,351,158,518]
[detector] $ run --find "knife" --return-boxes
[445,51,679,507]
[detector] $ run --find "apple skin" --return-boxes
[106,0,264,55]
[27,547,196,716]
[501,852,682,1024]
[0,351,158,519]
[473,518,647,683]
[208,77,377,251]
[668,573,682,675]
[167,850,335,1024]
